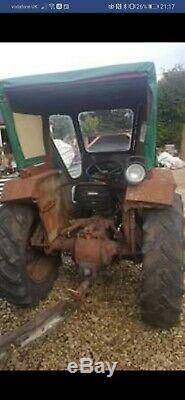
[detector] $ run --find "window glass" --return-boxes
[13,113,46,159]
[79,108,134,152]
[49,115,82,178]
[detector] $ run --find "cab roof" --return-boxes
[0,62,156,89]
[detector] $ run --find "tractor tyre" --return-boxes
[0,203,59,306]
[141,194,184,328]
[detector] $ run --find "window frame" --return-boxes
[49,113,82,180]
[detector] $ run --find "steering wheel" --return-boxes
[86,161,124,180]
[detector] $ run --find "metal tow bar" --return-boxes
[0,278,92,368]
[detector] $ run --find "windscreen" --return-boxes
[78,108,134,152]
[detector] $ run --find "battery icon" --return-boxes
[148,4,160,9]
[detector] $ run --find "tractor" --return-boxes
[0,62,183,329]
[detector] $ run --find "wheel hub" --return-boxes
[26,255,54,283]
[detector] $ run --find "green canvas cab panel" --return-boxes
[0,91,46,168]
[13,113,46,159]
[0,62,157,170]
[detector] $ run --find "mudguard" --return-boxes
[124,167,176,209]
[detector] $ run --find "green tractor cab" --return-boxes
[0,62,183,329]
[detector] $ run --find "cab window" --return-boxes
[49,114,82,179]
[78,108,134,152]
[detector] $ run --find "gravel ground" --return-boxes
[0,168,185,371]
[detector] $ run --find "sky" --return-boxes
[0,42,184,80]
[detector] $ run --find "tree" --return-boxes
[96,109,133,133]
[80,109,133,137]
[157,65,185,151]
[80,114,99,137]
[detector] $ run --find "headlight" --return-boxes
[125,163,146,185]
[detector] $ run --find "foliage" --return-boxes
[80,109,133,137]
[80,114,99,136]
[157,65,185,149]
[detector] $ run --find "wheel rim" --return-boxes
[26,253,54,284]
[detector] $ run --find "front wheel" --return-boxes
[0,203,59,306]
[141,194,184,328]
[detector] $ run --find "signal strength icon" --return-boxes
[48,3,55,9]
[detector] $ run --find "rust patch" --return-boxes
[34,172,69,244]
[1,168,70,246]
[46,237,76,254]
[60,217,117,239]
[19,162,52,178]
[123,209,136,254]
[61,217,119,274]
[26,254,54,284]
[1,169,57,202]
[122,209,143,256]
[74,237,118,274]
[125,168,176,209]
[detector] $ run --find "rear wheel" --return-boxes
[0,203,59,306]
[141,194,184,328]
